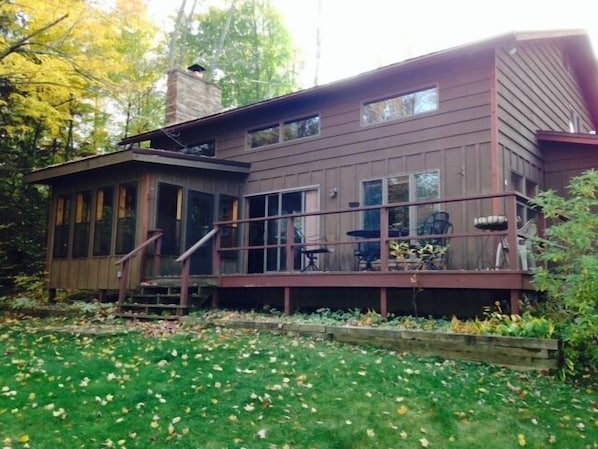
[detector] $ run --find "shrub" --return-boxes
[530,169,598,377]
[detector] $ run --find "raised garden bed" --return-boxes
[214,319,562,371]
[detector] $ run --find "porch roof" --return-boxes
[25,148,251,184]
[536,130,598,147]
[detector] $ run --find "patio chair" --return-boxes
[415,211,453,269]
[495,218,537,271]
[300,234,332,271]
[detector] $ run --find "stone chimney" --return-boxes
[165,64,222,126]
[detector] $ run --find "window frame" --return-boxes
[115,182,138,255]
[93,186,114,256]
[247,114,321,149]
[53,194,72,259]
[72,190,92,257]
[361,170,441,233]
[361,85,439,126]
[181,139,216,157]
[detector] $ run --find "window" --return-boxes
[247,189,318,273]
[248,124,279,148]
[362,171,440,232]
[361,87,438,125]
[93,186,114,256]
[248,115,320,148]
[511,171,538,225]
[181,139,215,157]
[283,115,320,141]
[115,183,137,255]
[73,191,91,257]
[53,194,72,258]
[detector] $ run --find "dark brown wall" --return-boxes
[188,53,497,269]
[543,144,598,196]
[496,40,593,192]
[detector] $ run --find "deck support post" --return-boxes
[380,287,388,318]
[509,289,520,315]
[284,287,291,315]
[180,259,190,308]
[48,288,56,304]
[211,289,219,309]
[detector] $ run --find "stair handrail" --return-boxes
[175,227,219,264]
[115,230,163,303]
[176,226,220,307]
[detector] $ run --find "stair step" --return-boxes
[114,312,180,321]
[121,303,189,309]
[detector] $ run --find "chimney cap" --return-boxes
[187,63,207,73]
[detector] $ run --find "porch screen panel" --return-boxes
[53,194,71,258]
[93,186,114,256]
[115,182,137,255]
[73,190,91,257]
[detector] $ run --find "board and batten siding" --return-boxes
[200,53,494,269]
[496,40,593,192]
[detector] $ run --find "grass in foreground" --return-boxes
[0,317,596,449]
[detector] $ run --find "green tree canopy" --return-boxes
[172,0,300,108]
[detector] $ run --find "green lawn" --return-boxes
[0,316,596,448]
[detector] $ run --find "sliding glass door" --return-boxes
[247,189,318,273]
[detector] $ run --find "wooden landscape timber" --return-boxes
[214,319,561,371]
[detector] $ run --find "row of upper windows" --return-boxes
[179,85,439,155]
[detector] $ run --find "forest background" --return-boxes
[0,0,300,291]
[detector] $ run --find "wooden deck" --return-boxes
[212,269,534,317]
[125,192,540,318]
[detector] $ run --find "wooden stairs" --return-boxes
[116,283,213,320]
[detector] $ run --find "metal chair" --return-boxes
[415,211,453,269]
[495,218,537,271]
[299,234,331,271]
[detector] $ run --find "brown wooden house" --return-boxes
[26,30,598,318]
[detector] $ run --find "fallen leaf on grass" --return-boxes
[420,437,429,447]
[517,433,526,446]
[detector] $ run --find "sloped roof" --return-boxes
[25,148,250,184]
[120,30,598,146]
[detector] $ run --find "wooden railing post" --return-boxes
[118,259,129,304]
[176,227,220,308]
[153,230,162,277]
[506,193,519,270]
[115,231,163,304]
[180,258,190,307]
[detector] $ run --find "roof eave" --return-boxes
[25,149,251,184]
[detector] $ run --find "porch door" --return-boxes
[186,190,214,275]
[247,189,317,273]
[155,183,183,276]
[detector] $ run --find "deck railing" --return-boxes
[212,191,540,275]
[116,230,162,302]
[175,227,220,306]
